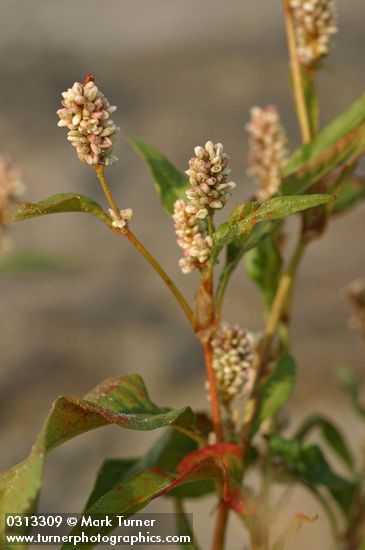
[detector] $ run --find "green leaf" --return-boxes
[85,429,200,509]
[0,250,72,274]
[64,446,238,549]
[175,499,202,550]
[337,368,365,419]
[128,135,188,214]
[295,415,355,471]
[85,458,138,510]
[332,176,365,215]
[63,469,177,549]
[270,436,358,516]
[212,194,333,259]
[10,194,109,225]
[282,92,365,194]
[256,355,297,427]
[215,221,275,304]
[0,374,195,539]
[245,227,283,306]
[83,443,240,536]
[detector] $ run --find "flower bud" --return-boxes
[108,208,133,230]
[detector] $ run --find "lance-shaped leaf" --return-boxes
[282,92,365,194]
[10,194,110,225]
[215,218,274,305]
[0,374,194,538]
[213,194,333,261]
[270,436,359,517]
[128,135,188,214]
[85,429,206,509]
[62,469,177,549]
[294,415,355,472]
[175,499,202,550]
[245,227,282,306]
[63,444,240,549]
[255,355,296,430]
[332,176,365,215]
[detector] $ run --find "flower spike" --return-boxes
[185,141,236,219]
[57,75,120,166]
[290,0,338,67]
[173,199,213,274]
[246,105,288,201]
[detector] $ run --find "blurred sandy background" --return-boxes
[0,1,364,548]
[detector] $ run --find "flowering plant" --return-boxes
[1,1,365,549]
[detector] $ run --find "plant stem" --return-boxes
[195,235,225,442]
[203,340,224,443]
[215,259,238,315]
[195,214,229,548]
[309,488,340,542]
[207,215,214,238]
[125,228,193,324]
[212,502,229,550]
[175,499,203,550]
[264,241,305,342]
[95,165,121,216]
[283,0,311,144]
[241,240,305,452]
[94,166,193,325]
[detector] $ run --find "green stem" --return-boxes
[207,214,214,238]
[264,241,305,342]
[174,499,202,550]
[126,228,193,324]
[215,259,238,315]
[283,0,311,144]
[94,166,194,325]
[95,165,121,216]
[241,240,305,452]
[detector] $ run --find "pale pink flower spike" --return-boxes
[246,105,288,202]
[57,75,120,167]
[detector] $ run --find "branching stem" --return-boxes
[95,166,193,325]
[125,229,193,324]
